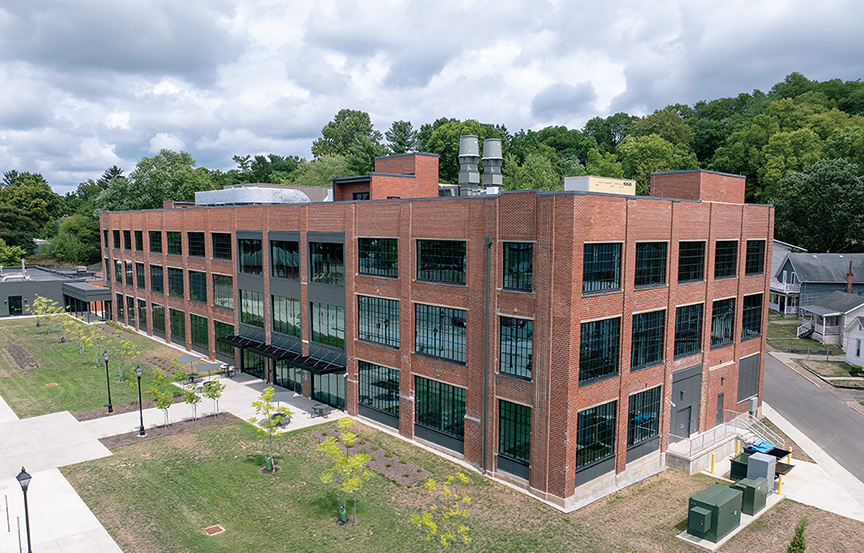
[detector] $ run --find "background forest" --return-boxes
[3,72,863,266]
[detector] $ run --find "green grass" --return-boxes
[766,321,845,355]
[0,317,184,417]
[798,360,860,378]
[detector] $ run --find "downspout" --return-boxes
[482,235,493,474]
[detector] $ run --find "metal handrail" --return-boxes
[723,409,785,449]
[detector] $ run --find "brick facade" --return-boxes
[100,169,772,507]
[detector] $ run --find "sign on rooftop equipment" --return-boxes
[564,176,636,196]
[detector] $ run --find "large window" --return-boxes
[310,242,344,284]
[190,314,208,349]
[714,241,738,279]
[189,270,207,303]
[634,242,667,287]
[169,308,185,341]
[114,260,122,283]
[417,240,466,284]
[152,303,165,332]
[116,293,124,319]
[500,317,532,380]
[674,303,703,358]
[166,231,182,255]
[243,349,266,380]
[135,262,145,288]
[678,241,705,282]
[631,310,665,370]
[415,376,466,440]
[576,401,617,469]
[213,274,234,309]
[415,304,467,363]
[137,299,146,328]
[150,265,164,293]
[358,238,398,278]
[125,261,133,285]
[503,242,533,291]
[103,230,108,250]
[272,295,301,337]
[188,232,205,257]
[627,387,661,446]
[148,230,162,253]
[214,320,235,357]
[579,317,620,382]
[238,238,263,275]
[240,290,265,328]
[745,240,765,275]
[711,298,736,348]
[112,229,120,249]
[123,230,132,250]
[310,302,345,348]
[742,294,763,340]
[167,267,184,297]
[499,400,531,466]
[583,243,622,293]
[313,371,346,410]
[126,296,135,321]
[357,295,400,348]
[104,258,110,281]
[271,240,300,279]
[134,230,143,251]
[358,361,400,417]
[274,360,302,394]
[212,233,232,260]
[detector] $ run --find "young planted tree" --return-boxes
[411,472,472,549]
[109,331,140,382]
[202,379,226,414]
[317,418,373,524]
[183,382,202,421]
[249,386,292,472]
[151,368,174,426]
[60,315,90,354]
[787,515,809,553]
[27,295,64,334]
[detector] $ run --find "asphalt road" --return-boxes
[764,353,864,483]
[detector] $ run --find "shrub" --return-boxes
[787,515,808,553]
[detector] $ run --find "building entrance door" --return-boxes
[675,406,692,436]
[671,365,702,438]
[8,296,22,316]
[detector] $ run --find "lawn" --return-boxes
[798,360,860,378]
[766,320,845,355]
[61,420,864,553]
[0,316,185,417]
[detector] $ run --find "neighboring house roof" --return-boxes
[844,316,864,332]
[801,291,864,317]
[770,240,805,284]
[774,252,864,283]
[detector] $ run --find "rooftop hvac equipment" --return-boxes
[481,138,503,187]
[458,135,481,196]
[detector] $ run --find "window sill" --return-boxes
[677,278,705,285]
[741,334,761,342]
[582,288,622,297]
[673,350,702,361]
[744,272,764,277]
[633,283,667,291]
[578,371,619,387]
[415,279,467,287]
[501,286,533,294]
[498,371,532,382]
[631,360,663,372]
[710,342,734,351]
[150,290,164,295]
[714,275,738,281]
[212,304,234,312]
[412,351,466,366]
[357,272,399,280]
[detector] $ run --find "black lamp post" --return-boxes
[103,350,113,414]
[135,365,145,436]
[16,466,32,553]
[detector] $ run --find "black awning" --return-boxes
[295,343,345,374]
[217,335,345,374]
[249,342,302,361]
[216,335,264,348]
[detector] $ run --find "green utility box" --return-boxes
[731,476,768,515]
[688,484,743,543]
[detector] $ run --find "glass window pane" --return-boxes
[357,295,400,348]
[358,238,398,278]
[745,240,765,275]
[500,317,532,379]
[627,387,661,446]
[631,310,665,370]
[213,274,234,309]
[417,240,466,284]
[415,376,465,440]
[271,240,300,279]
[583,243,621,293]
[166,231,182,255]
[742,294,763,339]
[714,241,738,279]
[358,361,399,416]
[634,242,667,287]
[711,298,735,348]
[168,267,184,297]
[148,231,162,253]
[499,400,531,465]
[238,239,263,275]
[674,304,703,357]
[150,265,163,293]
[579,317,620,382]
[503,242,533,291]
[212,233,232,260]
[310,242,344,284]
[677,241,705,282]
[272,295,302,337]
[240,290,264,327]
[414,304,467,363]
[310,302,345,348]
[188,232,205,257]
[576,401,617,469]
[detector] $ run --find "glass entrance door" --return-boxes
[274,360,302,394]
[8,296,22,316]
[312,371,346,410]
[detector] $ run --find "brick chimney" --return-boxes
[847,261,854,294]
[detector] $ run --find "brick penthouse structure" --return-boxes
[100,151,771,509]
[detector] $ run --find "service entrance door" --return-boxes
[8,296,22,316]
[671,365,702,438]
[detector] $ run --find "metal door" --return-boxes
[8,296,22,316]
[716,393,724,426]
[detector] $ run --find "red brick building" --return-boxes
[100,157,771,508]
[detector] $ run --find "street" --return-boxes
[764,353,864,483]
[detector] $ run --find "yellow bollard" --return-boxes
[788,446,793,464]
[736,440,741,455]
[778,474,783,495]
[711,453,716,474]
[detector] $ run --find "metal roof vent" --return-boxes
[458,135,482,196]
[482,138,503,187]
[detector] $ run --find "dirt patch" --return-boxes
[73,393,184,421]
[99,412,240,449]
[4,344,40,370]
[313,429,432,486]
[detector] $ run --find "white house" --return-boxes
[798,291,864,347]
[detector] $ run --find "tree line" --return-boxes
[3,72,864,266]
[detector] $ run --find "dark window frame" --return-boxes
[499,400,531,465]
[502,242,533,292]
[213,274,234,309]
[677,241,706,283]
[417,239,466,285]
[270,240,300,280]
[187,232,205,257]
[742,294,763,340]
[583,242,622,294]
[627,387,661,447]
[634,242,667,287]
[357,295,400,348]
[112,229,120,250]
[711,298,736,348]
[631,310,665,370]
[358,361,400,417]
[135,262,145,289]
[674,303,703,358]
[214,320,235,357]
[167,267,184,298]
[414,303,467,364]
[745,240,766,276]
[212,233,232,260]
[166,231,182,255]
[358,237,398,278]
[579,317,620,383]
[123,230,132,250]
[310,242,345,285]
[272,295,302,337]
[500,317,533,380]
[575,400,617,469]
[714,240,738,279]
[240,289,265,328]
[238,238,263,275]
[310,301,345,349]
[134,230,143,251]
[149,265,164,293]
[415,376,466,441]
[190,314,208,349]
[148,230,162,253]
[188,270,207,303]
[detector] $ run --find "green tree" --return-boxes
[0,238,26,265]
[291,155,354,187]
[201,379,225,414]
[311,109,383,158]
[502,152,562,191]
[411,472,472,549]
[385,120,419,154]
[631,105,696,147]
[183,382,202,420]
[27,295,64,334]
[60,314,90,354]
[584,148,625,178]
[787,514,808,553]
[249,386,292,472]
[94,150,216,212]
[582,112,638,152]
[97,166,125,189]
[0,172,66,234]
[347,135,390,175]
[151,368,174,426]
[426,119,505,183]
[317,418,373,523]
[617,134,698,195]
[0,206,40,251]
[774,158,864,253]
[109,331,140,382]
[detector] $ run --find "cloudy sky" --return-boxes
[1,0,862,195]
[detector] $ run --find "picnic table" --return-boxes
[312,404,329,418]
[185,372,199,384]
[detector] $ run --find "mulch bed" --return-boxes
[312,429,432,486]
[99,412,240,449]
[4,344,40,370]
[72,393,184,421]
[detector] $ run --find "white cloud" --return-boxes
[149,132,186,153]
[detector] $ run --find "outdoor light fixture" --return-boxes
[102,351,113,414]
[16,467,33,553]
[135,365,145,437]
